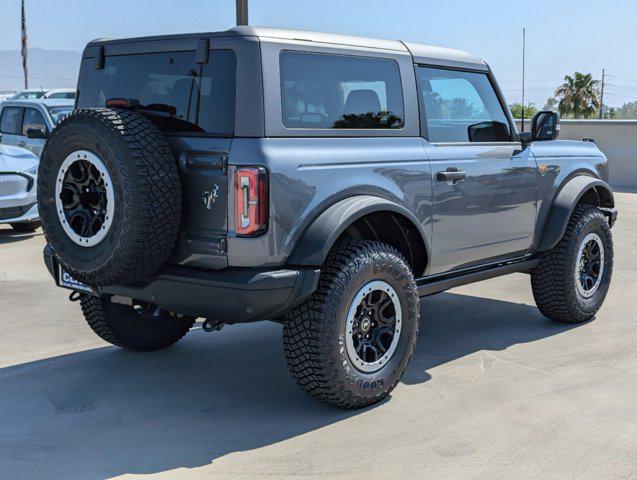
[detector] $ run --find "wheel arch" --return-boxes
[287,195,429,277]
[537,176,615,252]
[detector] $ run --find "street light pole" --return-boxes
[599,68,606,119]
[236,0,248,26]
[521,27,526,132]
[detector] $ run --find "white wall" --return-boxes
[515,119,637,188]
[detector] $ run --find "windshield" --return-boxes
[77,50,236,135]
[47,106,73,125]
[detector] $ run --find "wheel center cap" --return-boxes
[360,317,372,333]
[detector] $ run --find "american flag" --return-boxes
[21,0,28,89]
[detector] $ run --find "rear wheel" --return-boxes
[283,240,420,408]
[531,205,613,323]
[80,295,195,351]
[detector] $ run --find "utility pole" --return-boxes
[599,68,606,119]
[236,0,248,26]
[21,0,29,89]
[521,27,526,131]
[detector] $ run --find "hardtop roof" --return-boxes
[86,26,487,71]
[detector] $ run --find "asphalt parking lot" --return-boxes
[1,190,635,480]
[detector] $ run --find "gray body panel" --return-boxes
[75,27,612,281]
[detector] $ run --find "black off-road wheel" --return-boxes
[37,108,181,286]
[531,204,613,323]
[283,240,420,409]
[80,295,195,351]
[11,221,41,232]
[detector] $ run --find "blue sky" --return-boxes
[1,0,637,107]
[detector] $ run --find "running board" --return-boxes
[417,257,539,297]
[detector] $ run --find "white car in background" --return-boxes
[0,99,74,157]
[0,91,17,101]
[8,88,76,101]
[0,143,40,232]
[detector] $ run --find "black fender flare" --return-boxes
[537,176,614,252]
[287,195,429,266]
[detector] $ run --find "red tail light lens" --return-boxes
[235,167,268,237]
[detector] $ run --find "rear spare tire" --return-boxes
[37,108,181,286]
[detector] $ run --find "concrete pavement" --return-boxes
[1,191,635,479]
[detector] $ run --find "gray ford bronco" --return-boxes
[38,27,617,408]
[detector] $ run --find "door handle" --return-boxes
[437,168,466,183]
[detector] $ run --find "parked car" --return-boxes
[0,99,74,157]
[0,91,17,101]
[42,88,76,100]
[8,88,76,101]
[38,27,617,408]
[0,143,40,232]
[9,88,47,100]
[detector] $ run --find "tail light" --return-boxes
[235,167,268,237]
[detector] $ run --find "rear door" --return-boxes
[21,107,48,156]
[0,106,25,150]
[76,46,237,269]
[417,66,537,275]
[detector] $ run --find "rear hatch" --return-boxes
[76,44,236,269]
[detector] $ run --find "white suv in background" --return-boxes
[0,99,74,157]
[0,143,39,232]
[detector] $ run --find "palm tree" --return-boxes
[555,73,600,119]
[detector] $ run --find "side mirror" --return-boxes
[26,128,47,139]
[531,111,560,142]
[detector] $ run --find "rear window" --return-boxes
[77,50,236,135]
[280,51,404,129]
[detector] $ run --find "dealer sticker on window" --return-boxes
[58,265,93,294]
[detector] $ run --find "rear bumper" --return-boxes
[43,245,320,323]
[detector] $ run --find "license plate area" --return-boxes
[57,264,94,294]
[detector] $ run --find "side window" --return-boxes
[22,108,47,135]
[417,66,511,143]
[280,51,404,129]
[0,107,23,135]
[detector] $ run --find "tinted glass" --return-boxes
[418,67,511,143]
[280,51,404,129]
[22,108,47,135]
[47,106,73,125]
[0,107,22,134]
[78,50,236,135]
[48,92,75,99]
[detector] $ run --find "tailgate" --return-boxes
[168,136,231,270]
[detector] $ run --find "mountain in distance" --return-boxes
[0,48,81,92]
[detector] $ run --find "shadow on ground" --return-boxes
[0,292,581,479]
[0,227,42,245]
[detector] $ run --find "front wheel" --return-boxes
[531,205,613,323]
[80,296,195,351]
[283,240,420,408]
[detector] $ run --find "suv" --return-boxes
[38,27,617,408]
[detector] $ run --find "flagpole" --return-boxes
[21,0,29,89]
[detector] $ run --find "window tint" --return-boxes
[0,107,22,135]
[77,50,236,135]
[47,106,73,125]
[22,108,47,135]
[280,51,404,129]
[48,92,75,99]
[418,67,511,143]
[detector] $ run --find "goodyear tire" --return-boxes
[531,205,613,323]
[283,240,420,408]
[37,108,181,286]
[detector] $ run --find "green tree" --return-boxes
[543,97,558,111]
[617,101,637,119]
[509,102,537,119]
[554,72,600,118]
